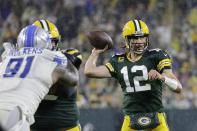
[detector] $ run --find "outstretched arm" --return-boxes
[84,48,111,78]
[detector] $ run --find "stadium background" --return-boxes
[0,0,196,130]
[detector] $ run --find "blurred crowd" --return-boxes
[0,0,197,109]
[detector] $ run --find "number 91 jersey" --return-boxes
[0,47,67,124]
[105,48,172,115]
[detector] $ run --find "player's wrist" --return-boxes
[159,75,165,82]
[163,76,179,91]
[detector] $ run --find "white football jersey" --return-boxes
[0,47,67,124]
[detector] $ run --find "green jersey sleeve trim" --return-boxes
[157,58,172,71]
[105,62,116,77]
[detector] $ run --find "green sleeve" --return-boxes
[105,57,117,78]
[154,49,172,73]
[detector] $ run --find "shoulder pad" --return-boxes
[147,48,171,60]
[149,48,170,55]
[112,49,126,57]
[45,51,67,66]
[147,48,168,56]
[111,53,126,58]
[55,52,67,64]
[148,48,162,53]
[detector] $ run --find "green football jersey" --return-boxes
[31,87,79,130]
[106,48,172,115]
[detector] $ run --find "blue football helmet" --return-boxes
[17,25,52,49]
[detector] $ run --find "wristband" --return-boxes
[164,76,179,91]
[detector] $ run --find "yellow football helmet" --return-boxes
[33,20,61,50]
[122,19,150,54]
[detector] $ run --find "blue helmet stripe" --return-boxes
[24,25,37,47]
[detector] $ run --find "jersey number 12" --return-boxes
[121,65,151,92]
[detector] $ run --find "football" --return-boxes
[87,31,113,49]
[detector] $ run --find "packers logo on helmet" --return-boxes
[122,19,149,38]
[122,19,150,54]
[33,20,61,50]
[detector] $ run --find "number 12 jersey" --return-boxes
[105,48,172,114]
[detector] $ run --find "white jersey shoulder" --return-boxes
[0,47,67,124]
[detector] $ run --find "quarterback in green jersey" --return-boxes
[84,19,182,131]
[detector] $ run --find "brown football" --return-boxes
[87,31,113,49]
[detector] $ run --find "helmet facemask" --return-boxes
[51,37,61,51]
[125,35,149,55]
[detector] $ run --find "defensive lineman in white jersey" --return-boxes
[0,25,79,131]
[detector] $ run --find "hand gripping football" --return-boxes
[87,31,113,49]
